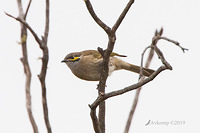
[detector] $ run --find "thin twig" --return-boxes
[5,12,42,46]
[139,46,152,78]
[112,0,135,33]
[84,0,111,34]
[157,36,189,53]
[24,0,32,19]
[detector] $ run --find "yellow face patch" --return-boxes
[68,56,80,62]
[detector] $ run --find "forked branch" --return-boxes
[5,0,52,133]
[84,0,135,133]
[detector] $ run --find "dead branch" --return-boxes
[84,0,135,133]
[5,12,42,46]
[16,0,39,133]
[124,28,162,133]
[84,0,111,34]
[24,0,32,19]
[112,0,135,33]
[6,0,52,132]
[39,1,51,133]
[89,65,169,110]
[123,85,141,133]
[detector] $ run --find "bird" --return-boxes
[61,50,155,81]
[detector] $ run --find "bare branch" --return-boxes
[112,0,135,33]
[17,0,23,19]
[38,0,51,133]
[6,0,52,132]
[89,65,168,110]
[124,29,159,133]
[84,0,111,34]
[139,45,152,78]
[154,45,172,69]
[83,1,111,132]
[84,0,136,132]
[157,36,189,53]
[16,0,38,132]
[24,0,32,19]
[90,109,102,133]
[5,12,42,46]
[124,45,154,133]
[44,0,50,44]
[124,28,188,132]
[124,85,142,133]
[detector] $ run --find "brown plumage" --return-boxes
[62,50,155,81]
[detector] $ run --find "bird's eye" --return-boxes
[68,56,74,59]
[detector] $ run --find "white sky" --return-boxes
[0,0,200,133]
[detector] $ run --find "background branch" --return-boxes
[24,0,32,19]
[6,0,52,133]
[16,0,38,133]
[124,29,162,133]
[38,0,51,133]
[5,12,42,46]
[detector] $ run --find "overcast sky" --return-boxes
[0,0,200,133]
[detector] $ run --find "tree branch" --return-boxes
[123,85,141,133]
[84,0,136,133]
[5,12,42,46]
[123,28,187,133]
[38,0,51,133]
[90,108,102,133]
[112,0,135,33]
[16,0,38,133]
[84,0,111,34]
[6,0,52,132]
[43,0,50,44]
[89,65,168,110]
[156,36,188,53]
[124,29,162,133]
[24,0,32,19]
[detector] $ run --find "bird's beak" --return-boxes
[61,60,66,63]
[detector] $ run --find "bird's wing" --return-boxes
[110,52,127,57]
[82,50,127,58]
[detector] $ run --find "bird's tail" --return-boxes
[114,58,155,77]
[127,64,155,77]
